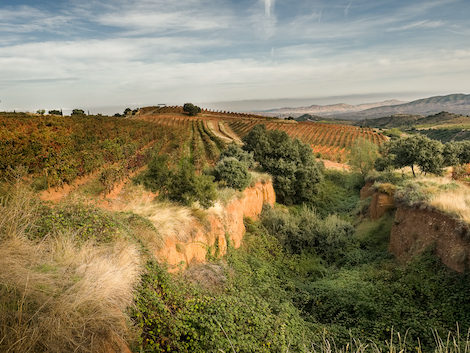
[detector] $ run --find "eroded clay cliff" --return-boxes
[155,181,276,268]
[390,206,470,273]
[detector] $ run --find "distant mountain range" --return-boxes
[255,94,470,120]
[256,99,405,118]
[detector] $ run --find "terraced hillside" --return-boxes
[139,106,386,163]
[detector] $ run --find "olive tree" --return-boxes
[375,135,444,176]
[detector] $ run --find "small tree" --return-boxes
[167,159,216,208]
[443,141,470,166]
[183,103,201,116]
[36,109,45,115]
[242,124,323,205]
[348,138,379,179]
[72,109,85,116]
[138,154,171,192]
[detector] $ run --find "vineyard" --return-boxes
[142,107,386,163]
[1,107,386,195]
[227,120,386,162]
[0,113,180,192]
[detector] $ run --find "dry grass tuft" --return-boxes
[249,171,272,187]
[0,169,40,240]
[126,197,226,244]
[127,200,195,242]
[307,327,470,353]
[0,177,141,353]
[0,234,141,353]
[404,176,470,223]
[429,187,470,223]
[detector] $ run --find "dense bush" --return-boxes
[218,143,255,168]
[132,231,318,353]
[135,155,217,208]
[242,125,323,205]
[309,169,362,217]
[261,205,356,264]
[167,159,217,208]
[214,157,251,191]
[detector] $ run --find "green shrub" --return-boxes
[219,143,255,168]
[214,157,251,191]
[261,205,356,264]
[310,170,362,217]
[32,203,127,243]
[135,156,217,209]
[135,154,170,193]
[167,159,217,209]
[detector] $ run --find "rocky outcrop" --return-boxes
[360,181,375,199]
[370,192,395,220]
[156,182,276,268]
[360,182,396,220]
[390,207,470,273]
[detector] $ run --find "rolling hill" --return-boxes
[334,93,470,120]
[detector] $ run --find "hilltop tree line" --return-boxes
[375,134,470,176]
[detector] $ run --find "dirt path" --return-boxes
[39,173,98,202]
[319,159,350,171]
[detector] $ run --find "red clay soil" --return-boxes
[39,172,98,202]
[390,206,470,273]
[156,181,276,269]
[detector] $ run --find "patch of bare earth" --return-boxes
[319,159,350,171]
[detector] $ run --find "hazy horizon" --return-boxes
[3,91,468,116]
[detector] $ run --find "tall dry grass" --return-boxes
[408,176,470,223]
[0,176,141,353]
[126,198,225,244]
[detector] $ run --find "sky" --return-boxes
[0,0,469,114]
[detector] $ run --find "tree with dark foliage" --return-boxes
[242,124,323,205]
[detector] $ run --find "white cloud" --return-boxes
[387,20,444,32]
[264,0,274,17]
[0,6,72,34]
[344,0,353,16]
